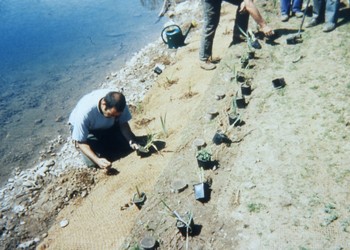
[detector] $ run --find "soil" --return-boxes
[4,1,350,249]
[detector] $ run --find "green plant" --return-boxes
[196,149,211,161]
[135,185,141,198]
[247,202,265,213]
[143,132,158,152]
[237,26,257,51]
[160,200,192,249]
[160,113,168,138]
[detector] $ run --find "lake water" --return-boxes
[0,0,165,185]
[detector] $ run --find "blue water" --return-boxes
[0,0,165,185]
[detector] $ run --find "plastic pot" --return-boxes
[194,182,210,201]
[212,130,231,145]
[272,78,286,89]
[241,83,252,96]
[132,192,146,209]
[235,96,246,109]
[236,71,246,83]
[228,113,241,126]
[176,213,194,236]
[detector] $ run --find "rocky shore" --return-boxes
[0,1,201,249]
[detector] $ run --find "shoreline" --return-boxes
[0,1,201,248]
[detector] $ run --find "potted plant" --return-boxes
[196,148,212,169]
[160,200,194,238]
[240,54,249,69]
[241,81,252,96]
[132,186,146,209]
[175,211,194,237]
[235,71,246,83]
[137,132,158,157]
[228,112,241,127]
[238,26,261,50]
[234,94,246,109]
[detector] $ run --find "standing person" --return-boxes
[280,0,304,22]
[199,0,274,70]
[305,0,340,32]
[69,89,140,172]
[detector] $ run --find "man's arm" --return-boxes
[119,122,139,150]
[77,142,112,169]
[241,0,274,36]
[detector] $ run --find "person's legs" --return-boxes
[82,124,131,167]
[226,0,249,38]
[233,5,249,36]
[199,0,222,61]
[324,0,339,24]
[306,0,323,27]
[90,125,130,159]
[281,0,291,16]
[312,0,323,20]
[291,0,303,14]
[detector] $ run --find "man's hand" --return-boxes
[260,25,274,37]
[96,157,112,169]
[129,140,140,150]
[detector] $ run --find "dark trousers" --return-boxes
[82,124,131,167]
[199,0,249,61]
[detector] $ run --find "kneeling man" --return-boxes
[69,89,139,171]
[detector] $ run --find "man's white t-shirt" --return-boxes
[68,89,131,142]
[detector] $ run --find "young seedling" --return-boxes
[160,200,193,249]
[133,185,146,209]
[160,113,168,138]
[238,26,261,50]
[144,132,159,152]
[196,148,212,162]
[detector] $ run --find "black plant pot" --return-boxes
[272,78,286,89]
[241,83,251,96]
[249,39,261,49]
[176,214,194,237]
[236,71,246,83]
[247,51,255,59]
[235,96,246,109]
[212,131,231,145]
[132,192,146,209]
[197,158,212,169]
[136,146,152,158]
[228,113,241,126]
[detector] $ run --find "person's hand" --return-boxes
[129,140,140,150]
[96,158,112,169]
[239,1,247,13]
[260,25,274,37]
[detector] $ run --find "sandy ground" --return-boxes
[18,1,350,249]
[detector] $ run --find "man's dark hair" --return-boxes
[104,92,126,112]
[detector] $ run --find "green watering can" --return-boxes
[161,23,193,49]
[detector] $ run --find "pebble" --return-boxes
[17,239,36,249]
[60,219,69,228]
